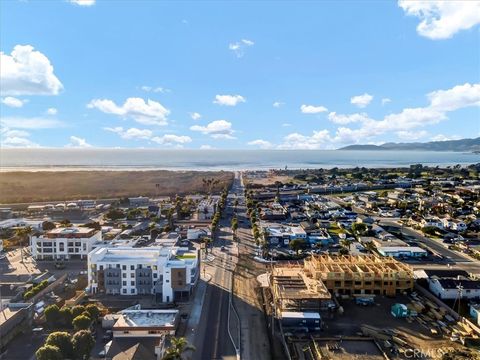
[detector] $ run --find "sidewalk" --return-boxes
[184,272,212,345]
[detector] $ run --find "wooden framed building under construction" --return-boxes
[304,254,414,297]
[271,265,332,314]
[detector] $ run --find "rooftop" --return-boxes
[114,309,178,329]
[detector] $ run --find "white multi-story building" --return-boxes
[30,227,102,260]
[196,198,217,220]
[87,246,199,303]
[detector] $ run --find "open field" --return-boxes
[0,170,234,204]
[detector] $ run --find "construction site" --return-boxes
[303,254,414,297]
[267,255,480,359]
[271,265,332,314]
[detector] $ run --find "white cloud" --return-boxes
[104,127,153,140]
[328,112,370,125]
[190,112,202,120]
[398,0,480,39]
[273,101,284,108]
[87,97,170,126]
[0,45,63,96]
[46,107,58,115]
[69,0,95,6]
[381,98,391,105]
[300,104,328,114]
[190,120,235,139]
[1,127,37,148]
[199,144,214,150]
[282,123,292,127]
[213,94,245,107]
[0,116,63,129]
[1,136,38,148]
[430,134,462,142]
[1,128,30,138]
[396,130,429,140]
[350,93,373,108]
[105,126,191,146]
[427,83,480,112]
[141,85,170,93]
[229,39,254,57]
[247,139,273,149]
[151,134,192,145]
[67,136,92,148]
[1,97,26,108]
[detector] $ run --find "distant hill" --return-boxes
[339,137,480,152]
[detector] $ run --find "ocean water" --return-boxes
[0,148,478,171]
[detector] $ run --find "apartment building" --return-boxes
[196,198,217,220]
[87,246,199,302]
[30,227,102,260]
[304,254,414,296]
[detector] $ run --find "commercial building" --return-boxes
[87,246,199,302]
[30,227,102,260]
[263,223,307,246]
[106,306,178,338]
[0,303,33,352]
[304,254,414,296]
[377,246,427,258]
[428,277,480,300]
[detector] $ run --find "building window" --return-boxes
[122,273,126,278]
[116,264,120,268]
[153,273,158,278]
[100,265,104,270]
[131,273,134,278]
[131,281,135,286]
[122,265,126,270]
[131,289,135,294]
[123,281,126,286]
[131,265,135,270]
[122,289,127,294]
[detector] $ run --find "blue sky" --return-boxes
[1,0,479,149]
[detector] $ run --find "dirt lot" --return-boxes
[244,174,297,187]
[0,170,233,203]
[321,295,466,359]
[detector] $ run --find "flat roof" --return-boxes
[48,227,95,234]
[114,309,178,328]
[378,246,427,252]
[281,311,320,319]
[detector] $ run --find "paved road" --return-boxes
[193,173,242,360]
[379,219,480,274]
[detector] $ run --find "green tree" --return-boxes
[59,306,73,328]
[351,222,368,236]
[44,304,60,328]
[72,314,92,331]
[85,304,101,321]
[162,337,195,360]
[289,238,307,255]
[35,345,63,360]
[71,305,86,319]
[14,226,32,264]
[45,332,74,359]
[105,208,125,221]
[231,216,238,239]
[42,221,56,231]
[72,330,95,360]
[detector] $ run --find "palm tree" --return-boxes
[15,226,33,264]
[162,337,195,360]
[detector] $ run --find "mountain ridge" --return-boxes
[339,137,480,152]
